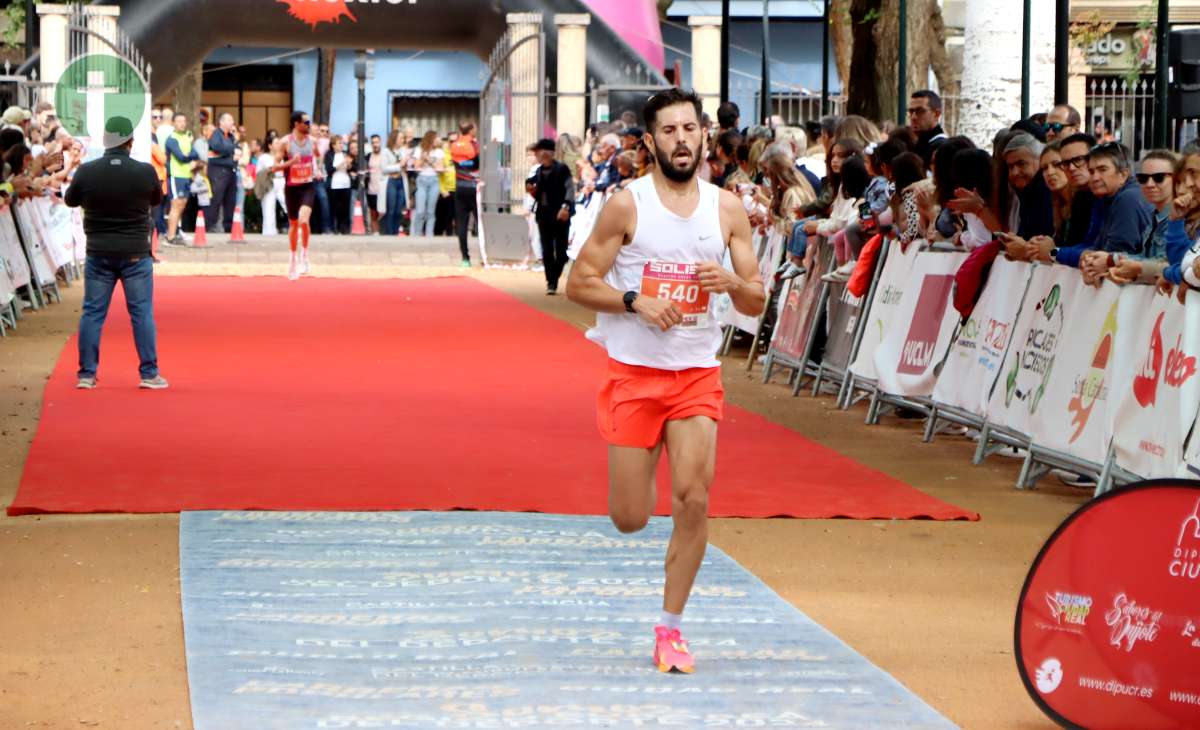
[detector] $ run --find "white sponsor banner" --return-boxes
[849,239,923,381]
[1109,287,1200,478]
[1027,278,1122,465]
[567,194,604,261]
[986,265,1087,440]
[873,251,967,397]
[30,199,73,270]
[0,252,13,307]
[715,230,779,335]
[71,208,87,263]
[932,258,1033,417]
[0,208,30,291]
[13,203,57,286]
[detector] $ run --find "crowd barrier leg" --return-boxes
[790,282,831,396]
[719,326,736,356]
[1095,446,1117,498]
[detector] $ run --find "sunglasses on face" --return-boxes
[906,107,929,116]
[1044,122,1073,134]
[1136,172,1171,184]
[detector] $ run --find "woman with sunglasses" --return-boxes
[1109,149,1199,291]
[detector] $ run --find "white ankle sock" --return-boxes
[659,611,682,630]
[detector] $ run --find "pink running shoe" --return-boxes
[653,625,695,673]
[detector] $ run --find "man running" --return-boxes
[565,88,765,674]
[271,111,316,281]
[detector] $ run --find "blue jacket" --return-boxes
[1160,218,1199,286]
[1054,176,1153,268]
[207,129,237,169]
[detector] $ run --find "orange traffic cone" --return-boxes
[229,206,246,243]
[351,197,366,235]
[193,210,209,247]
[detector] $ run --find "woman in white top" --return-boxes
[258,138,289,236]
[326,135,353,234]
[411,130,445,237]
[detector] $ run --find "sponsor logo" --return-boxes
[278,0,356,29]
[1035,657,1063,694]
[1103,593,1162,652]
[1044,591,1092,629]
[897,274,954,375]
[1133,312,1166,407]
[1005,284,1065,413]
[1067,302,1117,443]
[1165,333,1198,387]
[646,261,699,277]
[984,318,1010,352]
[1171,498,1200,581]
[1183,619,1200,648]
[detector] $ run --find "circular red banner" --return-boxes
[1016,479,1200,729]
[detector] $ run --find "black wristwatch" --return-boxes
[1049,246,1061,261]
[623,290,639,313]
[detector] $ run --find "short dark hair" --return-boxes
[717,101,740,130]
[643,88,704,134]
[1059,132,1097,150]
[290,110,308,128]
[173,112,187,122]
[1088,141,1132,173]
[532,137,556,152]
[459,121,476,135]
[819,115,841,138]
[950,148,994,201]
[839,154,870,199]
[716,129,741,157]
[871,139,908,170]
[1053,104,1082,127]
[891,151,926,194]
[911,89,942,112]
[0,127,24,153]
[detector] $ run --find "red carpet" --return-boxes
[9,276,976,520]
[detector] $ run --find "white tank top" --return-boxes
[586,175,726,371]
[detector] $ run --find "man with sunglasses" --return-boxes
[271,111,318,280]
[1037,141,1153,285]
[1043,104,1081,143]
[908,90,947,167]
[1030,133,1097,264]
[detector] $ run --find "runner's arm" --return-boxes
[721,189,766,317]
[566,190,635,314]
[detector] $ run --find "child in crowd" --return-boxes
[782,141,867,280]
[824,140,904,281]
[946,148,996,250]
[889,152,928,251]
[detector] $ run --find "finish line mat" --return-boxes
[11,276,976,520]
[180,511,955,729]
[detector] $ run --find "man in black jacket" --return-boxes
[909,90,948,167]
[206,113,239,233]
[525,138,575,295]
[65,116,167,390]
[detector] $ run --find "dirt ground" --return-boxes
[0,261,1087,729]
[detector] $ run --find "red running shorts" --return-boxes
[597,358,724,448]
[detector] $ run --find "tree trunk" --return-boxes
[313,48,336,125]
[847,0,883,120]
[958,0,1023,147]
[830,0,852,92]
[172,62,203,133]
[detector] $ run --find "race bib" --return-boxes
[641,261,710,328]
[288,156,314,186]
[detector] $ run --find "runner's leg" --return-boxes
[661,415,717,615]
[607,443,662,534]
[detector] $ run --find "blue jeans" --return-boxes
[788,216,816,257]
[382,177,407,235]
[412,174,439,237]
[313,178,333,234]
[78,255,158,380]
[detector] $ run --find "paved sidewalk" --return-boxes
[156,233,482,268]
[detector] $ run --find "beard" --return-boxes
[653,139,702,183]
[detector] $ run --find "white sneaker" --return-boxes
[138,375,169,390]
[76,377,96,390]
[288,254,299,281]
[300,251,311,275]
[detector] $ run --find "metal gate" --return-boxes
[477,16,546,263]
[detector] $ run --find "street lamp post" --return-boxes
[1054,0,1069,105]
[821,0,830,115]
[761,0,771,125]
[897,0,907,124]
[1021,0,1032,119]
[720,0,730,102]
[1155,0,1171,148]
